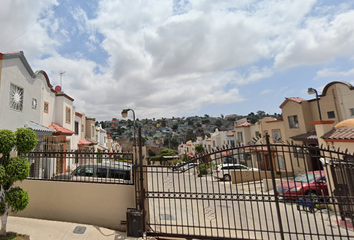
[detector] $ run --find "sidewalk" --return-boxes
[7,216,150,240]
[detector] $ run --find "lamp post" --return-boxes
[121,109,144,220]
[307,87,322,121]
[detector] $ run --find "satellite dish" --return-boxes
[55,85,62,92]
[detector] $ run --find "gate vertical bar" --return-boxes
[138,127,146,232]
[265,133,285,240]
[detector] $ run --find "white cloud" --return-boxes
[0,0,60,58]
[316,68,354,78]
[274,9,354,68]
[260,89,272,94]
[2,0,354,120]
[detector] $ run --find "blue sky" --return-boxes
[1,0,354,120]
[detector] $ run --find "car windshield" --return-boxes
[294,173,321,183]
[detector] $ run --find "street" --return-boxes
[145,167,354,240]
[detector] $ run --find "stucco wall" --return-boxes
[0,58,43,131]
[231,170,291,184]
[15,181,136,230]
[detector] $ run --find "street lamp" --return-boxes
[121,109,144,216]
[307,87,322,121]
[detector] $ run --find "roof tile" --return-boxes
[48,123,75,136]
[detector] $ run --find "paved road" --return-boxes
[144,167,354,240]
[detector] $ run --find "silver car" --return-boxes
[213,164,258,181]
[53,162,133,184]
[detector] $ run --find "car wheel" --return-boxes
[305,191,319,203]
[223,174,231,181]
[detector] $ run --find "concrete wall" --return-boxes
[231,170,291,184]
[15,181,135,231]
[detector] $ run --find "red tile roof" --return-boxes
[48,123,75,136]
[78,138,92,145]
[236,122,251,128]
[227,132,234,136]
[279,97,306,108]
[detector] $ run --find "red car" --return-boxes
[276,171,328,200]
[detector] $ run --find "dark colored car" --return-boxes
[276,171,328,200]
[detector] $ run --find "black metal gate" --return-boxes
[139,136,354,240]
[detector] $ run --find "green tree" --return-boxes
[160,149,176,156]
[0,128,37,235]
[185,130,196,142]
[215,119,222,128]
[172,124,178,132]
[161,118,167,127]
[195,144,205,155]
[99,121,106,128]
[148,149,156,157]
[201,119,210,124]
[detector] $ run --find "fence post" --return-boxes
[265,133,285,240]
[138,127,146,232]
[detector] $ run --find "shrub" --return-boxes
[0,130,15,156]
[0,128,37,235]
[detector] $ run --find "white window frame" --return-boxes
[9,83,24,111]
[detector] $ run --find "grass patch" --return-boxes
[0,232,30,240]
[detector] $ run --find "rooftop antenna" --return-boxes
[59,70,66,91]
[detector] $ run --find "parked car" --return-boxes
[53,163,133,184]
[275,171,328,200]
[180,163,198,172]
[171,162,182,171]
[213,164,259,181]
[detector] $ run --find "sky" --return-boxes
[1,0,354,121]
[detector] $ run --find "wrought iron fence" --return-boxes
[143,140,354,240]
[24,150,134,185]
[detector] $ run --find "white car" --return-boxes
[213,164,258,181]
[180,163,198,172]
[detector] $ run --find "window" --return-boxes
[293,147,304,158]
[9,84,24,111]
[327,111,335,119]
[76,166,94,176]
[32,98,37,109]
[272,129,282,142]
[288,115,299,129]
[44,101,49,113]
[277,156,285,169]
[92,126,94,137]
[75,122,79,135]
[65,107,71,124]
[350,108,354,116]
[110,169,130,180]
[255,131,261,138]
[237,132,243,141]
[97,168,108,178]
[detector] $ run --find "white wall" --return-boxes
[0,58,46,131]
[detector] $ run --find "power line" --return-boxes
[0,0,69,50]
